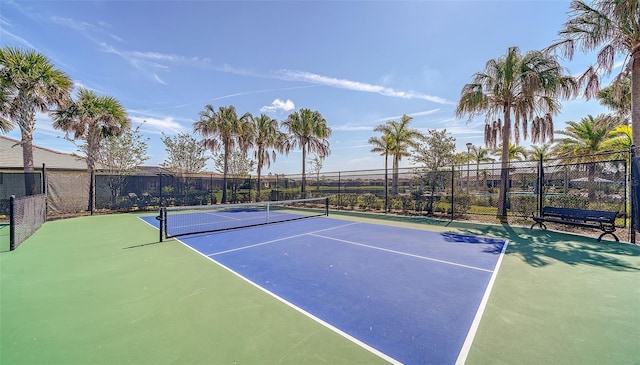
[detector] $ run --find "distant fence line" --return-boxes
[0,150,629,229]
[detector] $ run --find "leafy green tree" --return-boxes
[553,114,615,199]
[548,0,640,147]
[373,115,424,194]
[212,149,255,203]
[456,46,578,220]
[52,88,129,212]
[194,105,252,203]
[0,47,73,194]
[307,154,324,192]
[282,108,331,198]
[412,129,456,212]
[98,124,150,205]
[160,132,208,174]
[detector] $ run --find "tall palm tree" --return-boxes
[244,113,285,200]
[194,105,251,204]
[553,114,615,199]
[373,115,424,194]
[51,87,129,212]
[0,47,73,194]
[282,108,331,198]
[548,0,640,147]
[369,133,395,211]
[456,46,578,220]
[528,143,553,162]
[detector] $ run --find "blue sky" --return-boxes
[1,0,614,175]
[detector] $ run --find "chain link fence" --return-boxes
[0,150,630,231]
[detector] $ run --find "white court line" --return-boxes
[174,233,402,365]
[207,221,361,256]
[309,233,494,273]
[455,240,509,365]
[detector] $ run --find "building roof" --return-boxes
[0,135,88,170]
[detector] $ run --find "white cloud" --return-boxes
[260,99,295,113]
[333,125,373,132]
[130,115,185,134]
[277,69,452,104]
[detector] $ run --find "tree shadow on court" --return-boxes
[332,211,640,271]
[452,222,640,272]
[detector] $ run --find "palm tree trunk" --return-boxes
[301,144,307,199]
[19,104,37,195]
[256,167,262,202]
[384,153,388,212]
[393,154,399,195]
[497,112,511,221]
[222,147,229,203]
[632,55,640,149]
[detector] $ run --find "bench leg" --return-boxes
[530,221,546,230]
[597,231,619,242]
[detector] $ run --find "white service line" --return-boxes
[309,233,494,273]
[208,221,361,256]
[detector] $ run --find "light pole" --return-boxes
[466,142,473,194]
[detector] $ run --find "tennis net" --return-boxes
[159,197,329,240]
[10,194,47,251]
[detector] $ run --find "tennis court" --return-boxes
[141,205,507,364]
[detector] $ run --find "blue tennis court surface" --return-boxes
[141,215,507,364]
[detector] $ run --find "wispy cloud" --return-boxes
[51,16,123,42]
[334,109,443,132]
[210,85,317,102]
[260,99,295,113]
[277,70,452,105]
[374,108,441,122]
[0,28,37,49]
[333,125,373,132]
[128,110,189,135]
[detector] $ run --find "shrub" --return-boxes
[510,195,537,217]
[547,194,589,209]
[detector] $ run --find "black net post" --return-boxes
[325,197,329,216]
[9,195,15,251]
[157,207,165,242]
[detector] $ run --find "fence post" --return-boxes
[451,165,455,220]
[384,166,388,213]
[9,195,15,251]
[338,172,341,209]
[631,145,637,244]
[42,163,48,216]
[538,156,544,217]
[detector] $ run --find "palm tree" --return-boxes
[548,0,640,147]
[194,105,251,204]
[244,113,285,200]
[602,125,632,155]
[598,74,631,124]
[529,143,553,162]
[471,146,494,190]
[456,46,578,220]
[373,115,424,194]
[51,88,129,212]
[282,108,331,198]
[369,133,395,212]
[553,114,615,199]
[0,47,73,194]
